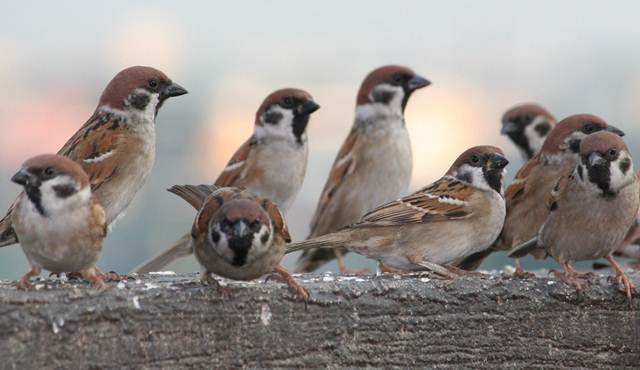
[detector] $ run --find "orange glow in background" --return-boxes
[0,1,639,277]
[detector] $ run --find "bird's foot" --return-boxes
[512,265,535,279]
[200,272,233,298]
[269,265,310,305]
[608,272,636,306]
[552,269,590,291]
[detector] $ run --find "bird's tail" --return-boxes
[0,202,18,248]
[168,184,218,210]
[286,234,345,255]
[131,233,193,273]
[508,237,539,258]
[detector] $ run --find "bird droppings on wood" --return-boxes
[0,272,638,369]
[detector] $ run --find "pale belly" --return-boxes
[245,141,307,212]
[14,203,101,272]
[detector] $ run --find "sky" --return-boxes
[0,1,639,278]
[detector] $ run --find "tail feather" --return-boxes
[131,233,193,273]
[0,214,17,248]
[508,237,539,258]
[167,184,218,210]
[286,234,344,255]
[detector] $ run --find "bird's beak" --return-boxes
[588,152,608,167]
[298,100,320,115]
[406,75,431,91]
[501,121,520,135]
[606,125,625,137]
[162,82,188,99]
[487,154,509,170]
[11,169,39,188]
[232,220,251,238]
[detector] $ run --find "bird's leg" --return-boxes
[510,239,535,279]
[378,261,402,274]
[552,262,589,291]
[17,266,41,290]
[96,269,124,282]
[606,255,636,306]
[270,265,310,303]
[200,270,233,298]
[334,248,369,275]
[80,267,110,290]
[512,258,535,278]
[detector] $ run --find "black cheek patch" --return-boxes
[264,111,283,125]
[210,230,220,243]
[456,172,473,184]
[568,139,581,153]
[129,93,151,110]
[371,89,394,105]
[52,184,77,199]
[260,232,270,244]
[619,158,631,174]
[534,122,551,137]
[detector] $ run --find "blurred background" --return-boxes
[1,1,639,279]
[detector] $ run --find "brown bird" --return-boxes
[295,65,430,273]
[458,114,624,273]
[165,185,308,301]
[510,131,639,302]
[0,66,187,250]
[10,155,108,289]
[500,103,556,160]
[132,89,319,273]
[287,146,508,276]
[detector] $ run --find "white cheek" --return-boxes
[208,224,235,262]
[255,106,296,142]
[524,116,550,155]
[369,84,405,113]
[39,177,90,215]
[454,164,492,192]
[245,224,273,264]
[610,154,635,190]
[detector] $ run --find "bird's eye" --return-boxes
[583,124,596,133]
[392,74,404,85]
[43,167,55,177]
[608,149,617,157]
[282,97,295,108]
[148,79,158,89]
[470,155,480,164]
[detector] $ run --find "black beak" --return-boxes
[606,125,625,137]
[487,154,509,170]
[162,82,188,99]
[406,75,431,91]
[11,169,39,188]
[298,100,320,115]
[500,121,520,135]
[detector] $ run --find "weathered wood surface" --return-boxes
[0,271,639,369]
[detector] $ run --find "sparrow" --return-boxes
[500,103,556,161]
[0,66,188,249]
[510,131,639,303]
[10,154,108,289]
[458,114,624,273]
[295,65,430,273]
[165,184,308,301]
[132,88,319,273]
[287,146,508,276]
